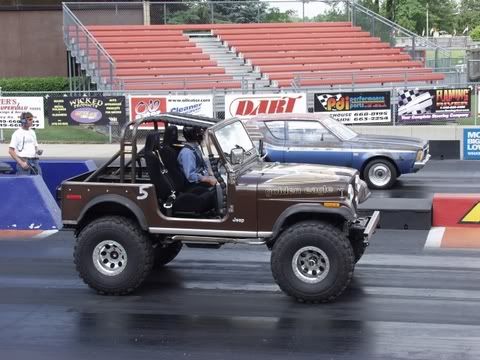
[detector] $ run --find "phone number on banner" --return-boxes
[328,110,391,124]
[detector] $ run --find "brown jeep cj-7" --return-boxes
[60,113,379,303]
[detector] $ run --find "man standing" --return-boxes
[8,112,42,175]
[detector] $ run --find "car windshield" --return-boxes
[321,117,358,141]
[215,120,255,161]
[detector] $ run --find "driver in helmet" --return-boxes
[178,126,217,188]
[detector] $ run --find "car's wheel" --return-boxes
[363,159,397,190]
[74,216,154,295]
[271,221,355,303]
[154,242,183,268]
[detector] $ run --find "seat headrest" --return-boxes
[145,132,160,152]
[163,125,179,146]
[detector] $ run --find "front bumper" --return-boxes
[413,153,431,172]
[350,210,381,242]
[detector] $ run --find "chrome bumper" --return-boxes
[413,153,431,172]
[364,210,380,240]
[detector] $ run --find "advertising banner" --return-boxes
[129,96,167,122]
[47,96,126,126]
[224,93,307,118]
[463,128,480,160]
[313,91,391,124]
[0,97,45,129]
[167,95,214,117]
[129,95,214,128]
[397,88,471,123]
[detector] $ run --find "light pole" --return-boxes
[426,2,429,39]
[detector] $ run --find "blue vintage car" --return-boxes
[244,113,430,190]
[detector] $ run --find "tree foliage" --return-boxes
[471,26,480,41]
[456,0,480,36]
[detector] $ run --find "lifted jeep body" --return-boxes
[60,113,379,303]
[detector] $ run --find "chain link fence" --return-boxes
[1,83,478,144]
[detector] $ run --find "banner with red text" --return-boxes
[0,97,45,129]
[224,93,307,118]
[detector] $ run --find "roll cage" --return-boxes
[85,112,221,183]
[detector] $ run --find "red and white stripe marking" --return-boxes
[0,230,58,240]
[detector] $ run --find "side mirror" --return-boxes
[230,147,244,165]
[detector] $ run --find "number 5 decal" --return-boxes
[137,185,149,200]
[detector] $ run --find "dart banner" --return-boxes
[313,91,391,124]
[397,88,471,123]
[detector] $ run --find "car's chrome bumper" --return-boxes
[413,153,431,172]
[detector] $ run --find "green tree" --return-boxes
[471,25,480,41]
[456,0,480,36]
[382,0,456,35]
[263,7,296,23]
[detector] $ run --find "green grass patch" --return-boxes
[2,123,109,144]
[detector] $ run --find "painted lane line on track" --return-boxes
[425,227,480,249]
[425,227,445,248]
[0,230,58,240]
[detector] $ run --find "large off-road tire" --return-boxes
[74,216,154,295]
[363,158,397,190]
[154,242,183,268]
[351,240,366,264]
[271,221,355,303]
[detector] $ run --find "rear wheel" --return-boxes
[74,216,154,295]
[271,221,355,303]
[363,159,397,190]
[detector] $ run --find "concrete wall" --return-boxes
[352,125,480,159]
[0,9,142,78]
[0,10,65,77]
[352,125,478,141]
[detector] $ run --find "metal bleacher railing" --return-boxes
[63,3,124,91]
[62,1,464,91]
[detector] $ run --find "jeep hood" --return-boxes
[257,162,358,186]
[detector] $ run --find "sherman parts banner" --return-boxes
[0,97,45,129]
[313,91,391,124]
[397,88,471,123]
[129,95,214,123]
[224,93,307,118]
[47,96,126,126]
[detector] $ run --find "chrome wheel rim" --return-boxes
[292,246,330,284]
[368,163,391,188]
[93,240,128,276]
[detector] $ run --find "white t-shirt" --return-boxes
[9,128,38,158]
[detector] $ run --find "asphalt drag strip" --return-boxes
[0,229,479,360]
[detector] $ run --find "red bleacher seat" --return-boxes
[73,21,444,90]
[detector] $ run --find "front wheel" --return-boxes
[271,221,355,303]
[363,159,397,190]
[74,216,154,295]
[154,242,183,268]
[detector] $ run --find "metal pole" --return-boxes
[426,3,429,40]
[68,51,73,92]
[109,123,112,144]
[476,85,479,126]
[163,3,167,25]
[143,1,151,25]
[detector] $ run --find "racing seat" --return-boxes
[144,132,214,216]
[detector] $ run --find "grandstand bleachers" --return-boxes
[76,22,444,91]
